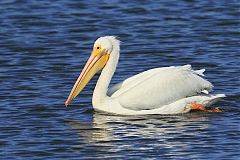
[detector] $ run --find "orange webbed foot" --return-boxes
[191,103,222,113]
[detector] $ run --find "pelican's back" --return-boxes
[109,65,213,111]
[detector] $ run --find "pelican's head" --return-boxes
[65,36,119,107]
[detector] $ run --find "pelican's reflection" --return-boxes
[67,111,211,150]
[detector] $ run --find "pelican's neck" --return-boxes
[92,45,119,106]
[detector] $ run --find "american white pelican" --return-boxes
[65,36,225,115]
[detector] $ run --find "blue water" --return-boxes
[0,0,240,159]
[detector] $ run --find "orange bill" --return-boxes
[65,49,109,107]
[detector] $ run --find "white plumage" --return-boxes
[109,65,213,111]
[66,36,225,115]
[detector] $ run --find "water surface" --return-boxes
[0,0,240,159]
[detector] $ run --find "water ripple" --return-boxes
[0,0,239,159]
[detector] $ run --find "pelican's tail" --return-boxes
[202,94,226,107]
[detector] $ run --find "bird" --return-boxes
[65,36,225,115]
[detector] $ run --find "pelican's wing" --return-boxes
[107,66,163,96]
[110,65,213,111]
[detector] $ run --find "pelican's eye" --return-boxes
[97,46,100,50]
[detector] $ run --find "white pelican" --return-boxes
[65,36,225,115]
